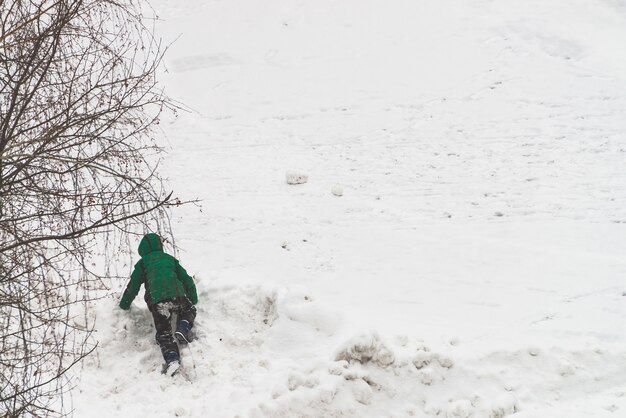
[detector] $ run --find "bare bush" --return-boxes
[0,1,178,415]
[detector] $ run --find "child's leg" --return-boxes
[178,297,197,326]
[175,297,196,343]
[151,301,179,360]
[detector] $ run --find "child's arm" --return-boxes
[119,261,144,310]
[175,260,198,305]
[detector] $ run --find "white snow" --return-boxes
[331,185,344,197]
[72,0,626,417]
[286,171,309,185]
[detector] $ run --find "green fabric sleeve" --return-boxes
[119,261,144,310]
[176,260,198,304]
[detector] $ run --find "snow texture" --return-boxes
[72,0,626,417]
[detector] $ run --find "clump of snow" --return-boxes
[285,171,308,185]
[334,332,395,367]
[412,346,454,371]
[261,335,525,417]
[444,400,472,418]
[331,185,344,197]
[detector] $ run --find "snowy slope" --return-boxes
[73,0,626,417]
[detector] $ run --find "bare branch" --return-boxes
[0,1,183,416]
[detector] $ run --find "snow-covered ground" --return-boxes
[73,0,626,416]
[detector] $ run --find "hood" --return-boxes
[138,233,163,257]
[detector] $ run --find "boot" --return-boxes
[175,319,193,344]
[162,350,180,376]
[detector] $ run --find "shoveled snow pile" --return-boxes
[76,281,626,417]
[72,0,626,417]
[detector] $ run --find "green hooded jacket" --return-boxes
[119,233,198,310]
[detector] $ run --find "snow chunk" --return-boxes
[351,378,373,405]
[335,332,395,367]
[445,400,472,418]
[331,185,344,196]
[286,171,308,185]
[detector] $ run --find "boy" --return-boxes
[119,233,198,375]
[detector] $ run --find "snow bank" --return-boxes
[76,285,626,418]
[255,333,626,418]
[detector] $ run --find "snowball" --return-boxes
[331,185,344,196]
[286,171,308,185]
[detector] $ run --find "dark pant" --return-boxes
[150,297,196,359]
